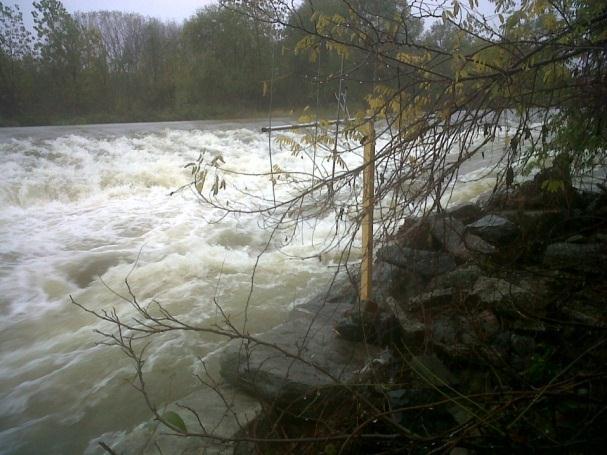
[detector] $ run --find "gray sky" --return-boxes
[13,0,218,27]
[11,0,501,31]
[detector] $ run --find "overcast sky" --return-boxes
[13,0,218,27]
[11,0,499,31]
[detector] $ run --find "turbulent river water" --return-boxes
[0,119,505,454]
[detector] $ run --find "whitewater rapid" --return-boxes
[0,120,340,454]
[0,119,505,454]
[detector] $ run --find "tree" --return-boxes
[76,11,162,116]
[221,0,606,214]
[0,2,33,118]
[179,5,273,112]
[32,0,93,113]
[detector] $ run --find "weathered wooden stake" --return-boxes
[360,120,375,303]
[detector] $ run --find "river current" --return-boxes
[0,119,503,454]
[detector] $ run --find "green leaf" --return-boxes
[162,411,187,433]
[541,179,565,193]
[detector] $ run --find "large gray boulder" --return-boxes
[220,296,380,403]
[431,309,502,364]
[385,296,425,345]
[466,214,520,244]
[373,260,426,304]
[429,265,483,290]
[377,244,457,278]
[470,276,530,314]
[430,216,496,259]
[446,203,483,224]
[406,288,454,310]
[497,210,561,237]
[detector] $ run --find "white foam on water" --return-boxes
[0,122,349,454]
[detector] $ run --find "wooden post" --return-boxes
[259,117,375,302]
[360,120,375,303]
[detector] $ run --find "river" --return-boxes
[0,119,503,454]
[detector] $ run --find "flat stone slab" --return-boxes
[220,296,381,403]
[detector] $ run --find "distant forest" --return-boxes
[0,0,455,126]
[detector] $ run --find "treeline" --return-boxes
[0,0,458,126]
[1,0,271,124]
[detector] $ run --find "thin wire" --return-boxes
[330,53,346,198]
[312,44,322,190]
[342,88,350,120]
[267,38,277,207]
[310,46,324,248]
[304,46,324,246]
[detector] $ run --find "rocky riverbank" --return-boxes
[220,168,607,453]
